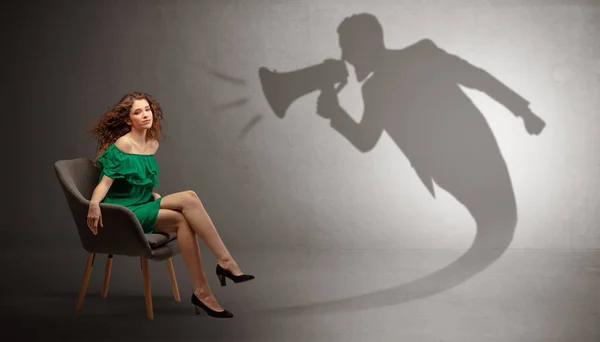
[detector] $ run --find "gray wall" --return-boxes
[6,0,600,252]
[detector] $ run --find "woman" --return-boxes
[87,91,254,318]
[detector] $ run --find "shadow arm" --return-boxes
[426,39,532,117]
[325,89,383,153]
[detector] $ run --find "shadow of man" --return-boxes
[261,12,546,315]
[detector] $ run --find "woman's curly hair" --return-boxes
[89,92,165,159]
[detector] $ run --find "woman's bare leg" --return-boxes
[159,191,245,275]
[154,208,225,312]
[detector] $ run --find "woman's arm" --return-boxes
[151,139,161,201]
[87,175,114,234]
[90,175,114,205]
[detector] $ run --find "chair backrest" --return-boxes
[54,158,152,257]
[56,158,100,201]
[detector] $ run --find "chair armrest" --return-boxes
[75,200,153,257]
[54,160,153,257]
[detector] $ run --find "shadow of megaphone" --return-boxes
[259,59,349,118]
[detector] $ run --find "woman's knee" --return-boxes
[183,190,203,207]
[160,190,203,211]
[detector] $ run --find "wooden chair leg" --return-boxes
[76,252,95,312]
[166,258,181,302]
[140,257,153,320]
[101,254,113,298]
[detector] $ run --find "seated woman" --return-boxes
[87,91,254,318]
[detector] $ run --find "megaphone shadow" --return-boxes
[257,21,547,315]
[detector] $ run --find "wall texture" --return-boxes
[6,0,600,252]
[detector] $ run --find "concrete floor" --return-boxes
[1,247,599,341]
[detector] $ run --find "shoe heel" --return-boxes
[191,293,233,318]
[218,274,226,286]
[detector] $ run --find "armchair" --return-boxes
[54,157,181,320]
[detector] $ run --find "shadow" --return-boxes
[200,62,247,86]
[258,13,546,315]
[212,97,250,113]
[239,114,264,139]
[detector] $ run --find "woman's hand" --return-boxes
[87,201,103,235]
[152,192,162,200]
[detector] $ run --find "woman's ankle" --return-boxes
[217,257,235,268]
[194,287,212,298]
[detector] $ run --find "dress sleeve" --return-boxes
[96,145,160,186]
[96,145,127,180]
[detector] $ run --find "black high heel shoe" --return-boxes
[216,264,255,286]
[191,293,233,318]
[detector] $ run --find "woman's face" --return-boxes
[127,99,153,130]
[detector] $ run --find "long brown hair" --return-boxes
[89,92,165,159]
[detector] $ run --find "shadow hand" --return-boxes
[316,86,340,119]
[521,109,546,135]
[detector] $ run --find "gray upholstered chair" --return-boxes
[54,157,181,320]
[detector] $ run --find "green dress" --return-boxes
[95,143,162,234]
